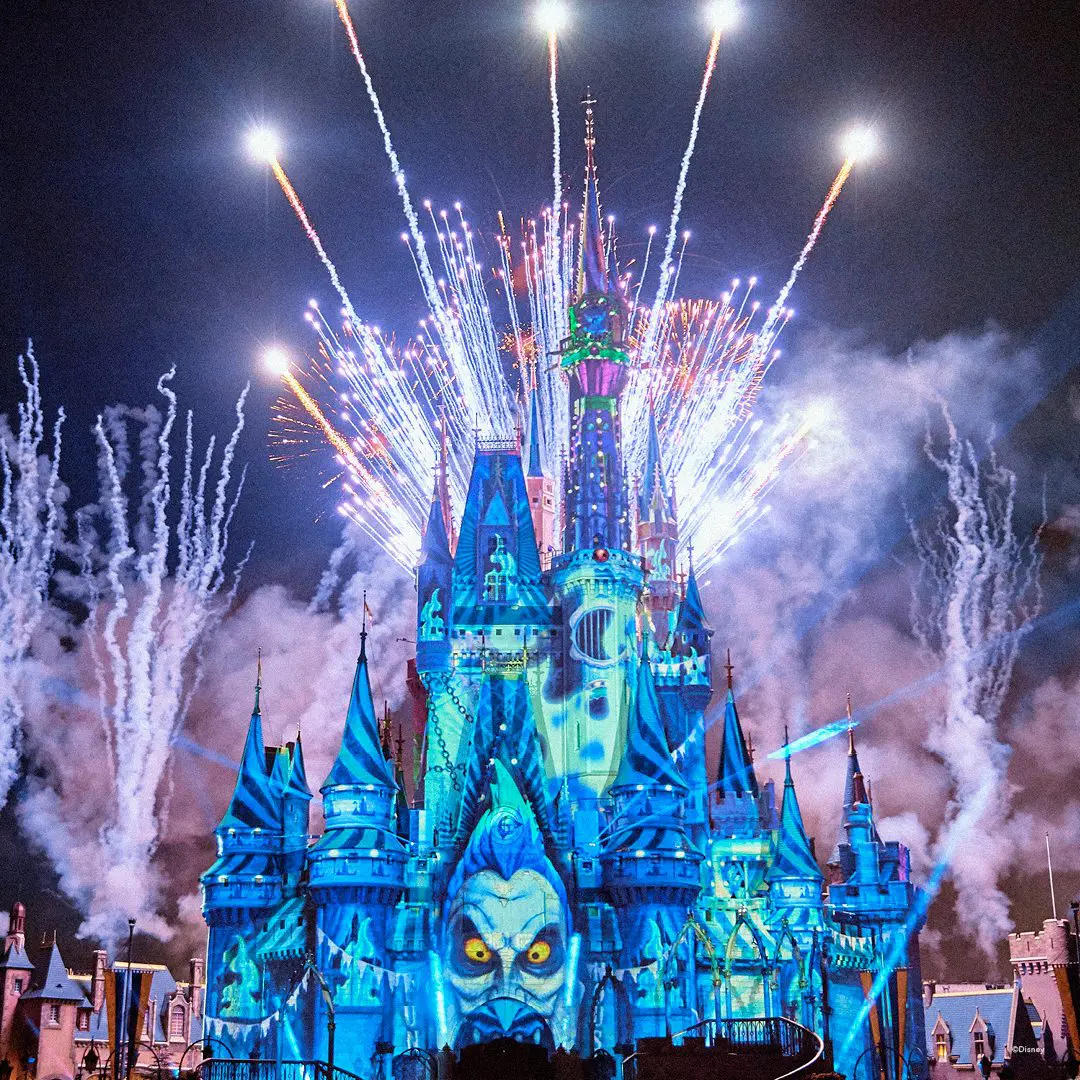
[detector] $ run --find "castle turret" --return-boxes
[602,644,702,1037]
[637,403,679,632]
[417,437,455,674]
[602,645,701,910]
[826,721,927,1080]
[525,390,556,570]
[309,628,407,1076]
[0,903,33,1063]
[200,664,283,1052]
[766,737,825,983]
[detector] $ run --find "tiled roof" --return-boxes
[925,986,1032,1066]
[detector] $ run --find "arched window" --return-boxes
[169,1004,185,1040]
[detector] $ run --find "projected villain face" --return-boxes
[445,867,567,1047]
[439,773,572,1051]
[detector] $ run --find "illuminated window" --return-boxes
[973,1030,986,1061]
[935,1032,949,1060]
[13,978,23,994]
[169,1005,185,1040]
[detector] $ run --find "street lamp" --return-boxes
[117,919,136,1080]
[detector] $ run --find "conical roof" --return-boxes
[527,390,544,478]
[612,647,686,792]
[284,731,313,802]
[715,678,759,799]
[675,562,708,636]
[324,633,397,792]
[767,751,822,883]
[23,943,86,1002]
[640,405,673,522]
[218,691,279,833]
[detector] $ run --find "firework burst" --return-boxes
[261,2,869,573]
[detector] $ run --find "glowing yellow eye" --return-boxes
[526,940,552,964]
[463,937,492,963]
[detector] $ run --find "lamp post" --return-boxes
[818,932,834,1073]
[117,919,136,1080]
[305,953,336,1079]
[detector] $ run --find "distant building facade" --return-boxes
[0,903,205,1080]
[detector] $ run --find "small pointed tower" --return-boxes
[765,731,825,1024]
[416,434,455,675]
[201,660,283,1042]
[826,709,928,1080]
[602,638,702,1036]
[711,653,764,835]
[21,938,85,1080]
[0,903,34,1061]
[309,624,408,1074]
[525,389,556,570]
[636,402,680,633]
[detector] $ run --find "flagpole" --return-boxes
[1046,832,1058,921]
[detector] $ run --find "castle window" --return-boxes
[13,977,23,994]
[77,1010,91,1032]
[935,1032,949,1060]
[48,1003,60,1025]
[169,1004,185,1040]
[973,1031,986,1061]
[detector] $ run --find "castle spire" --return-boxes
[577,87,609,299]
[767,731,822,884]
[323,628,397,794]
[715,655,759,798]
[217,660,279,832]
[527,387,544,478]
[639,400,673,524]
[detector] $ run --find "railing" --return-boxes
[663,1016,825,1078]
[197,1059,366,1080]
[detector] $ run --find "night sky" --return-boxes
[1,0,1079,972]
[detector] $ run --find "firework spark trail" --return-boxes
[51,371,250,941]
[0,349,64,807]
[639,30,722,368]
[548,31,562,245]
[270,159,360,326]
[277,364,421,568]
[756,158,853,346]
[905,407,1041,956]
[333,0,512,435]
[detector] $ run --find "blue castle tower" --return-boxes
[201,103,929,1080]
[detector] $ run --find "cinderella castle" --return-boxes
[201,104,928,1079]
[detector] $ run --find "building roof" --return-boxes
[323,632,397,793]
[22,943,87,1002]
[0,940,34,972]
[924,984,1038,1066]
